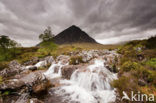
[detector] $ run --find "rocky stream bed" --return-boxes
[0,50,120,103]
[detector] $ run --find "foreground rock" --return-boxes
[0,71,48,91]
[0,60,25,77]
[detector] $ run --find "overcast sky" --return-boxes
[0,0,156,46]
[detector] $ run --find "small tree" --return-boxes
[0,35,20,49]
[39,26,54,41]
[0,35,10,49]
[0,35,20,60]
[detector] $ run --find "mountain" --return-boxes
[53,25,97,44]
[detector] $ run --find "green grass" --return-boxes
[146,58,156,69]
[60,43,119,50]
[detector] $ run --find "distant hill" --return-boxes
[53,25,97,44]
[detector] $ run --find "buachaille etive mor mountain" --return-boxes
[53,25,97,44]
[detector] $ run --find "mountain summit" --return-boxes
[53,25,97,44]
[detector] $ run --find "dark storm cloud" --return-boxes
[0,0,156,46]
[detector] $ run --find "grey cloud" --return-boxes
[0,0,156,46]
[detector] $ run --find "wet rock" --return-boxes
[35,56,54,68]
[32,79,51,94]
[105,64,118,73]
[54,66,59,73]
[35,61,47,68]
[30,98,44,103]
[50,78,62,87]
[62,65,82,79]
[44,90,65,103]
[26,65,37,71]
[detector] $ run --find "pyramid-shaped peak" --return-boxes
[53,25,97,44]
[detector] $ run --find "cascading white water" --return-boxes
[44,61,68,79]
[44,57,117,103]
[56,59,117,103]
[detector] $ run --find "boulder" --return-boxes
[32,79,51,94]
[62,65,82,79]
[0,60,25,77]
[0,71,46,91]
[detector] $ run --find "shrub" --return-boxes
[132,66,150,80]
[39,41,57,50]
[132,66,156,85]
[121,61,141,72]
[112,76,138,96]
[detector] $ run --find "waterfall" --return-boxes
[44,57,117,103]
